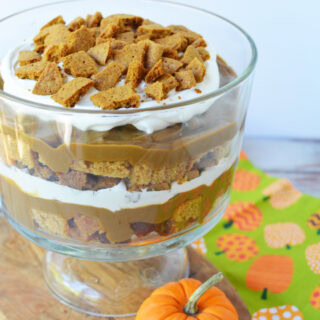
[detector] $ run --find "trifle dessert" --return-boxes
[0,12,240,245]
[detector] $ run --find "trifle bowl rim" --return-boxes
[0,0,257,115]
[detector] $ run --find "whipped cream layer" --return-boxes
[1,42,220,134]
[0,151,236,212]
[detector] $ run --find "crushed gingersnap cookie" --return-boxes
[18,51,41,66]
[158,74,179,93]
[180,45,203,65]
[96,22,121,44]
[125,60,145,88]
[145,59,166,83]
[62,51,98,77]
[33,62,63,95]
[91,61,125,91]
[137,24,171,39]
[197,47,210,61]
[162,48,179,60]
[86,12,103,28]
[144,81,167,102]
[15,60,49,80]
[43,43,69,62]
[168,25,202,43]
[88,27,101,40]
[162,57,183,74]
[51,77,94,107]
[100,14,143,32]
[44,24,71,46]
[186,57,206,82]
[139,39,164,69]
[108,38,127,50]
[113,42,147,69]
[67,26,96,53]
[87,42,111,65]
[116,31,135,44]
[155,33,188,51]
[40,16,65,31]
[192,37,207,48]
[68,16,86,31]
[90,84,140,109]
[175,70,196,91]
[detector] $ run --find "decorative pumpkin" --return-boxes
[246,255,294,299]
[136,273,238,320]
[307,211,320,235]
[310,286,320,310]
[232,169,260,191]
[306,242,320,274]
[252,305,303,320]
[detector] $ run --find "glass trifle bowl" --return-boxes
[0,0,257,317]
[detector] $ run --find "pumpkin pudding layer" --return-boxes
[0,12,239,244]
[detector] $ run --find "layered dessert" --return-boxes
[0,12,239,244]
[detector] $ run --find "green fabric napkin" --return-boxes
[193,152,320,319]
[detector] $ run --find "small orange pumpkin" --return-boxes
[136,273,238,320]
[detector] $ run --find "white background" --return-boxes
[1,0,319,139]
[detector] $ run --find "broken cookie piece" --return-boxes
[40,16,65,31]
[44,24,70,46]
[125,60,145,88]
[33,62,63,95]
[192,37,207,48]
[86,12,103,28]
[18,51,41,66]
[51,77,94,107]
[186,57,206,82]
[155,33,188,51]
[116,31,135,44]
[96,23,120,44]
[113,42,147,69]
[139,39,164,69]
[168,25,202,43]
[197,47,210,61]
[180,45,203,65]
[100,14,143,32]
[175,70,196,91]
[62,51,98,77]
[137,24,171,39]
[92,61,125,91]
[43,43,69,62]
[144,81,167,102]
[15,60,49,80]
[87,42,111,65]
[90,84,140,109]
[68,16,86,31]
[158,74,178,93]
[145,59,166,83]
[162,57,183,74]
[67,26,96,53]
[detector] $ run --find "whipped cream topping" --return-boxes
[1,41,220,133]
[0,151,236,212]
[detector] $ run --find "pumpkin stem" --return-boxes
[261,288,268,300]
[286,244,291,250]
[184,272,224,315]
[317,229,320,235]
[215,251,225,256]
[224,220,234,229]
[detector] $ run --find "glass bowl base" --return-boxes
[43,249,189,317]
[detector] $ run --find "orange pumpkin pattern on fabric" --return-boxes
[264,223,305,249]
[224,202,263,231]
[216,234,259,261]
[306,242,320,274]
[308,211,320,235]
[246,255,294,299]
[310,286,320,310]
[252,305,304,320]
[191,238,207,255]
[262,179,301,209]
[233,169,260,191]
[239,150,248,160]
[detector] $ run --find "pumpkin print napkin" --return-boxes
[192,151,320,319]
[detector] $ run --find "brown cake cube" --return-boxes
[197,47,210,61]
[181,45,203,65]
[155,33,188,51]
[90,84,140,109]
[137,24,171,38]
[116,31,135,44]
[162,57,183,74]
[43,43,69,62]
[68,16,86,31]
[139,40,164,69]
[192,37,207,48]
[92,61,125,91]
[44,24,70,46]
[15,60,49,80]
[145,59,166,83]
[51,77,94,107]
[86,12,103,28]
[113,42,147,69]
[186,57,206,82]
[40,15,65,31]
[175,70,196,91]
[72,213,102,241]
[158,74,178,93]
[33,62,63,95]
[96,23,120,44]
[87,42,111,65]
[62,51,98,77]
[18,51,41,66]
[67,26,96,53]
[144,81,167,102]
[125,60,145,88]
